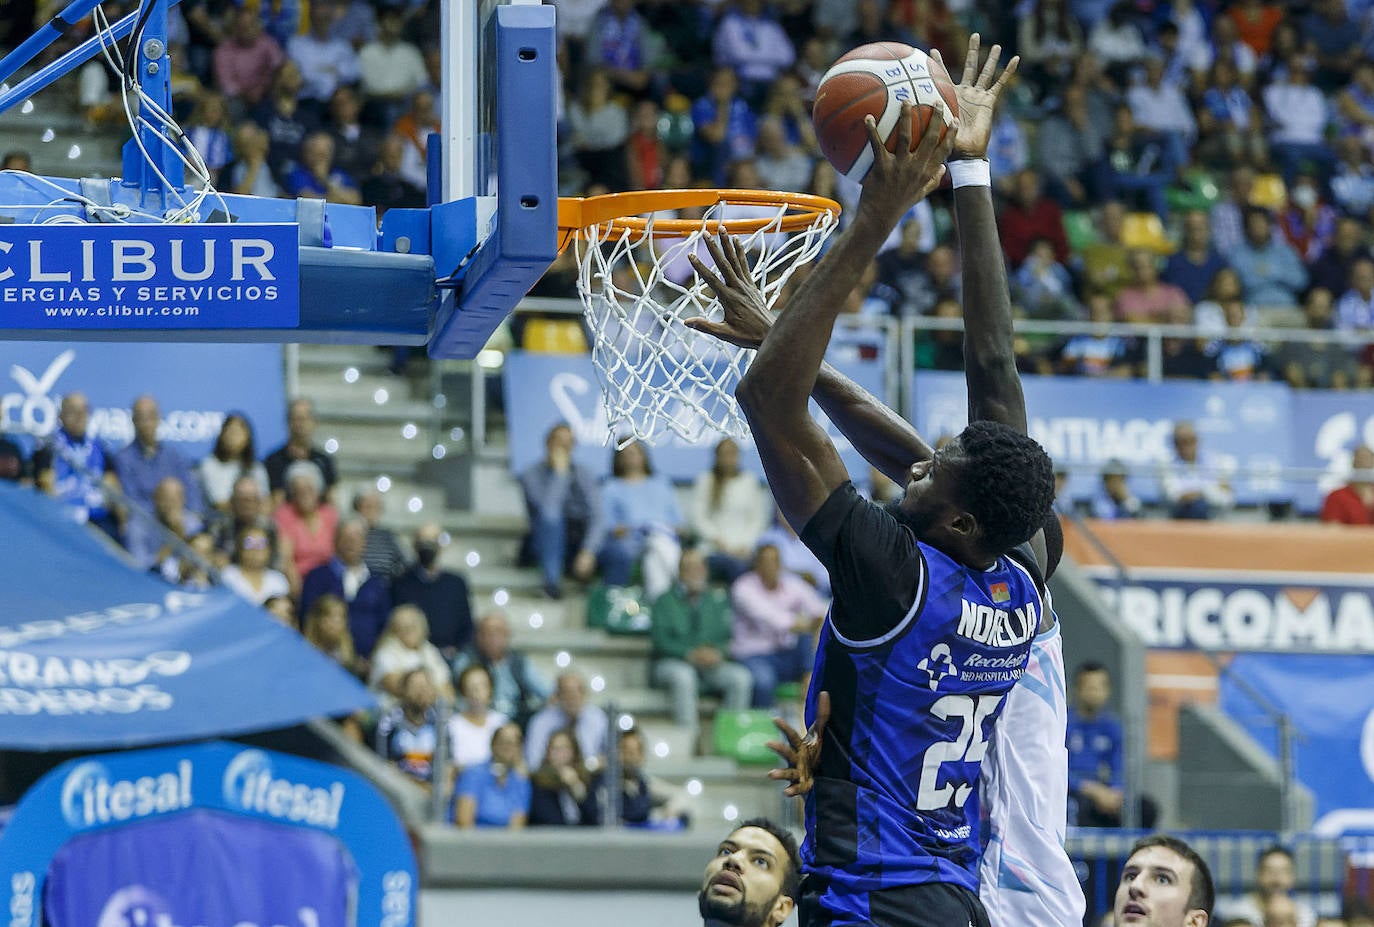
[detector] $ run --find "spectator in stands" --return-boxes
[913,297,968,372]
[1097,105,1173,219]
[1264,55,1334,184]
[713,0,795,106]
[1111,835,1213,927]
[1116,251,1192,325]
[285,132,362,205]
[998,169,1070,268]
[1067,661,1127,828]
[198,413,268,513]
[1268,288,1365,389]
[1320,446,1374,525]
[286,1,360,115]
[690,438,769,583]
[303,594,365,679]
[987,109,1030,195]
[448,664,508,774]
[1336,257,1374,331]
[357,8,427,124]
[730,544,826,709]
[756,507,829,598]
[0,432,31,484]
[1194,267,1255,339]
[115,396,204,517]
[1213,165,1259,259]
[454,722,529,829]
[255,62,317,180]
[220,525,291,605]
[1165,210,1228,305]
[392,91,439,190]
[692,67,757,186]
[1035,84,1106,208]
[352,490,405,579]
[1215,846,1317,927]
[1338,62,1374,149]
[595,727,689,828]
[1,151,32,171]
[1017,0,1083,96]
[1126,55,1195,176]
[1090,460,1142,520]
[374,666,439,787]
[1058,292,1140,378]
[598,440,683,598]
[394,522,472,658]
[520,423,600,599]
[264,595,296,628]
[650,549,753,730]
[625,100,667,192]
[301,517,391,657]
[1231,208,1309,310]
[125,476,203,571]
[360,135,425,214]
[183,92,233,184]
[1210,301,1270,381]
[325,86,377,181]
[1195,58,1266,172]
[368,604,454,703]
[1278,172,1339,263]
[1088,3,1147,82]
[453,610,549,729]
[585,0,651,97]
[1312,217,1374,299]
[1159,420,1235,520]
[35,392,119,534]
[1013,238,1080,321]
[274,460,338,579]
[567,69,630,191]
[212,8,284,107]
[754,116,813,195]
[1081,201,1134,298]
[697,817,801,927]
[1304,0,1361,92]
[525,671,609,772]
[209,474,295,583]
[528,728,599,827]
[265,399,337,502]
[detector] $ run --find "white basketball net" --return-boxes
[574,198,839,447]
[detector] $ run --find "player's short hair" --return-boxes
[1128,835,1215,916]
[952,421,1056,556]
[734,817,802,902]
[1074,660,1108,680]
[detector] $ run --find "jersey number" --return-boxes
[916,694,1004,811]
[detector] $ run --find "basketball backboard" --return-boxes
[0,0,555,357]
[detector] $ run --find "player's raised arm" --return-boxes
[693,107,953,532]
[936,37,1026,435]
[688,234,935,484]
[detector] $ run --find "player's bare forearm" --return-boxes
[954,184,1027,435]
[813,362,933,482]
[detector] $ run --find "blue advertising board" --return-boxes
[1220,654,1374,832]
[0,341,285,461]
[0,224,299,329]
[503,338,891,484]
[0,742,417,927]
[1289,391,1374,514]
[910,371,1291,506]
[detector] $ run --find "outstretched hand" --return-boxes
[932,34,1019,162]
[766,691,830,798]
[684,234,775,350]
[855,103,957,223]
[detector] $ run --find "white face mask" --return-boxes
[1292,185,1318,209]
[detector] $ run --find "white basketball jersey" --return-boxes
[978,605,1087,927]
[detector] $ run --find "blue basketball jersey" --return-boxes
[798,483,1043,925]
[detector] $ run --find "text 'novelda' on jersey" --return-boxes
[957,600,1035,648]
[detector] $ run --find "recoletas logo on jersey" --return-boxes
[917,644,959,691]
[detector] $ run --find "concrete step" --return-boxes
[297,344,397,375]
[314,397,442,425]
[315,425,433,466]
[526,649,651,692]
[298,369,420,407]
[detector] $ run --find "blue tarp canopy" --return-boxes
[0,482,374,750]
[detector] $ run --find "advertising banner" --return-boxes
[503,337,890,484]
[0,224,299,329]
[910,371,1291,506]
[0,341,285,461]
[1219,654,1374,831]
[1289,391,1374,514]
[0,483,372,749]
[0,742,417,927]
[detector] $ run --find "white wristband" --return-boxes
[949,158,991,189]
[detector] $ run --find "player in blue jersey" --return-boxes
[688,39,1063,927]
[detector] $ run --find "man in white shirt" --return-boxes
[524,671,609,771]
[712,0,795,101]
[286,1,360,110]
[1263,55,1334,182]
[358,8,428,110]
[1127,55,1196,174]
[1336,257,1374,331]
[1158,420,1235,520]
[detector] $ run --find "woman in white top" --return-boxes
[368,604,456,702]
[448,664,509,773]
[689,438,770,582]
[198,414,270,512]
[220,526,291,606]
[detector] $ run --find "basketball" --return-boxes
[812,42,959,183]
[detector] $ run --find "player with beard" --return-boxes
[699,818,802,927]
[688,38,1060,927]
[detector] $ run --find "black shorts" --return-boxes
[799,875,991,927]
